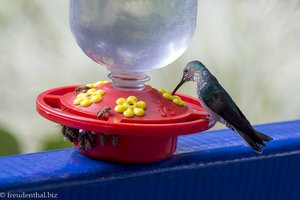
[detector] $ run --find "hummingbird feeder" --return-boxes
[36,0,213,163]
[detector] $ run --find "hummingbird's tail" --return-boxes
[237,130,273,154]
[255,130,273,142]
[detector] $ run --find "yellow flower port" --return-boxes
[86,80,110,88]
[145,83,185,107]
[158,88,186,107]
[114,96,147,118]
[73,88,105,107]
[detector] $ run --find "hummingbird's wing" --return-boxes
[201,84,272,153]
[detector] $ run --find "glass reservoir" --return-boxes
[70,0,198,90]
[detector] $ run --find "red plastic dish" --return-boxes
[36,83,212,163]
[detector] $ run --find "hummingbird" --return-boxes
[172,60,273,153]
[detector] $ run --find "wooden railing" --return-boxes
[1,120,300,200]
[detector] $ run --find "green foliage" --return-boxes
[0,127,20,156]
[40,133,73,151]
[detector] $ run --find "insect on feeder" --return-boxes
[36,0,213,163]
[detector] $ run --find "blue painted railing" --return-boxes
[1,120,300,200]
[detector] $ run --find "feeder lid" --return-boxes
[36,82,211,136]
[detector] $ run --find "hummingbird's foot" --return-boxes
[200,115,217,127]
[100,133,108,146]
[112,135,119,147]
[208,119,217,127]
[200,115,210,121]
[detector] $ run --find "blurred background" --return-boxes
[0,0,299,156]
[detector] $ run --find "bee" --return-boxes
[112,135,119,147]
[61,125,97,150]
[97,106,111,119]
[61,125,79,142]
[77,129,97,150]
[74,84,91,94]
[99,133,119,146]
[100,133,108,146]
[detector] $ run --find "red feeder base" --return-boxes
[75,135,177,163]
[36,82,212,163]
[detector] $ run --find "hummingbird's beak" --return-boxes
[172,77,185,95]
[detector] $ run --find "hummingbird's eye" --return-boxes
[183,68,188,73]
